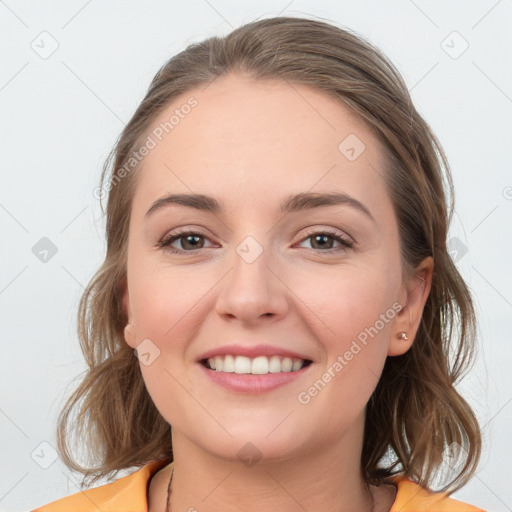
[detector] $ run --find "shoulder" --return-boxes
[391,477,487,512]
[31,459,169,512]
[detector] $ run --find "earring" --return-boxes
[397,332,409,341]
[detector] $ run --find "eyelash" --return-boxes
[156,228,354,255]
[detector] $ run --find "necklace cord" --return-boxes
[164,467,174,512]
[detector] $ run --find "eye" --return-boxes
[157,229,214,254]
[157,228,354,255]
[296,229,354,253]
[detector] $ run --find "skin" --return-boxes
[122,73,433,512]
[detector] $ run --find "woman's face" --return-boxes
[122,73,431,463]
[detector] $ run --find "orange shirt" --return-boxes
[32,460,486,512]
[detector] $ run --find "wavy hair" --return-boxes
[56,15,481,493]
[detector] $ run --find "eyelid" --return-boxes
[157,225,355,255]
[156,227,217,251]
[298,225,354,245]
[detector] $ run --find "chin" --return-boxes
[180,417,315,465]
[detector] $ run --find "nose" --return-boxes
[215,237,290,326]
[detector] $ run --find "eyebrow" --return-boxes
[145,191,376,223]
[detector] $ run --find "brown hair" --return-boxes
[56,15,481,493]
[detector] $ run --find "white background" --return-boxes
[1,1,511,511]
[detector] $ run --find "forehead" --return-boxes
[131,73,391,220]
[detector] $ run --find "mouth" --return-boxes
[200,355,313,375]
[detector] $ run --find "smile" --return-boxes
[202,355,312,375]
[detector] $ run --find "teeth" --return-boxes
[234,356,251,374]
[223,354,235,372]
[268,355,281,373]
[206,355,308,374]
[281,357,293,372]
[251,356,269,375]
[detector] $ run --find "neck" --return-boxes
[163,414,377,512]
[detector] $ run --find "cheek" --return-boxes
[293,300,396,440]
[129,262,208,341]
[299,265,399,403]
[305,263,399,343]
[127,264,220,424]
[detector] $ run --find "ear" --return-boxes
[388,256,433,356]
[122,282,137,349]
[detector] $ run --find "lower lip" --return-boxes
[199,363,311,393]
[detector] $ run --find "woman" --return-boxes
[32,15,485,512]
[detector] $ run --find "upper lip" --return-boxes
[198,344,313,362]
